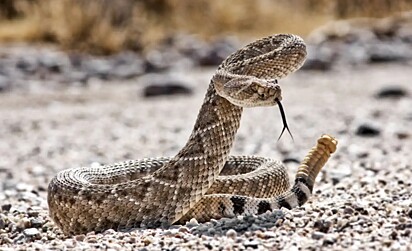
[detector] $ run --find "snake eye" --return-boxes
[258,93,266,99]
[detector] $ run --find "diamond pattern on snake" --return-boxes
[47,34,338,235]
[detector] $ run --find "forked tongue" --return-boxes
[275,98,294,141]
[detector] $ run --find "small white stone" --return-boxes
[23,228,40,237]
[226,229,237,239]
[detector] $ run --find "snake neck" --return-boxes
[154,83,243,184]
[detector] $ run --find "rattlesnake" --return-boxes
[48,34,338,235]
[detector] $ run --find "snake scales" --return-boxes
[48,34,338,235]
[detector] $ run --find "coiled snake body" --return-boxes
[48,34,338,235]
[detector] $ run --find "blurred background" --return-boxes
[0,0,411,92]
[0,0,412,53]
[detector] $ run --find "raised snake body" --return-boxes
[48,34,338,235]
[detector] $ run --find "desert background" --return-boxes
[0,0,411,250]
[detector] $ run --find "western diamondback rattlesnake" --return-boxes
[48,34,338,235]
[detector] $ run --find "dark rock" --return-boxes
[375,86,408,99]
[1,204,11,212]
[314,219,332,233]
[390,231,398,240]
[30,218,44,228]
[301,58,332,71]
[355,123,381,137]
[204,243,213,249]
[142,75,192,97]
[143,83,192,97]
[395,223,407,230]
[396,132,410,140]
[343,206,355,215]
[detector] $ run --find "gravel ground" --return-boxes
[0,58,411,250]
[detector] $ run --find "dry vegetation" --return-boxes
[0,0,411,54]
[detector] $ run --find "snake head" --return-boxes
[213,74,282,107]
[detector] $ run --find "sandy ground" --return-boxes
[0,62,411,250]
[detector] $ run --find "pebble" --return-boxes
[314,219,332,233]
[1,204,12,212]
[343,207,355,215]
[143,83,192,97]
[74,234,86,241]
[141,73,193,97]
[355,123,381,137]
[375,86,409,99]
[225,229,237,239]
[243,240,260,249]
[23,228,40,238]
[142,236,153,245]
[178,226,190,233]
[185,218,199,229]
